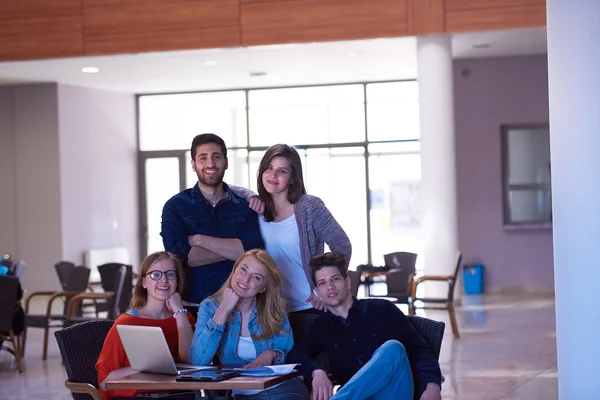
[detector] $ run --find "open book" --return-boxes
[229,363,299,377]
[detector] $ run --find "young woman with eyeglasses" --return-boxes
[96,251,195,400]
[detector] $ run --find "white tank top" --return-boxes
[259,214,312,312]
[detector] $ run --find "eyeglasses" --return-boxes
[145,270,177,281]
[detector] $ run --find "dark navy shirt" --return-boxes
[160,183,264,303]
[287,298,442,394]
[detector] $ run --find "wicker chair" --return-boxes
[55,320,115,400]
[407,315,445,360]
[407,315,446,399]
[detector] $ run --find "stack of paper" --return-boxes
[232,364,299,377]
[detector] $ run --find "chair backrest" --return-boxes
[54,320,114,400]
[62,267,91,315]
[448,252,463,301]
[65,266,91,292]
[407,315,445,360]
[0,276,20,332]
[347,270,360,298]
[383,252,417,272]
[55,261,76,290]
[384,252,417,295]
[108,266,128,319]
[98,263,133,314]
[13,260,26,279]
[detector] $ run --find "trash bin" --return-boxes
[463,264,484,294]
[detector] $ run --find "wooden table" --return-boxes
[105,371,300,391]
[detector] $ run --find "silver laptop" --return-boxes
[116,325,211,375]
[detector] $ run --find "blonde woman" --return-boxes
[191,249,309,400]
[96,251,195,400]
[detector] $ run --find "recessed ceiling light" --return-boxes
[81,66,99,73]
[249,71,267,78]
[204,61,217,66]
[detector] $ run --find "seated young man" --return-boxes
[286,252,442,400]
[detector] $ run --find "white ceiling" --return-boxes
[0,28,547,94]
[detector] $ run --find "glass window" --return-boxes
[185,149,249,190]
[138,80,421,266]
[366,81,419,141]
[248,85,365,146]
[139,91,247,151]
[507,189,552,223]
[368,142,422,268]
[145,157,181,255]
[305,147,368,267]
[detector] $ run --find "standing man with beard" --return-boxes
[161,133,265,305]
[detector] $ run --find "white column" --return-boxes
[547,1,600,398]
[417,35,459,296]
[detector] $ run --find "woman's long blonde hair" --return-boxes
[129,251,185,309]
[211,249,287,341]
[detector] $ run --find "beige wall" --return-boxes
[0,87,18,258]
[0,84,63,291]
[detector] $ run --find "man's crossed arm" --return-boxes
[187,235,243,267]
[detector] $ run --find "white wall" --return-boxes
[58,84,139,269]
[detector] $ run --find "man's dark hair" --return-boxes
[191,133,227,160]
[310,252,347,284]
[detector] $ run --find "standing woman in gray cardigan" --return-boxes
[256,144,352,343]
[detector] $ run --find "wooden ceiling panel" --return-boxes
[0,0,81,20]
[0,16,83,61]
[83,0,241,55]
[446,0,546,12]
[446,5,546,33]
[241,0,408,46]
[408,0,444,36]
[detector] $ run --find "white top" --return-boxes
[233,336,262,396]
[236,336,256,360]
[259,214,312,312]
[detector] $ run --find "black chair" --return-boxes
[55,320,115,400]
[383,252,418,305]
[407,315,446,399]
[66,266,127,322]
[98,263,133,316]
[407,315,445,360]
[55,320,195,400]
[316,314,445,400]
[0,275,24,372]
[23,266,91,360]
[347,270,361,298]
[55,261,76,290]
[410,252,462,338]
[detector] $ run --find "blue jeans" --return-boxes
[332,340,414,400]
[234,377,310,399]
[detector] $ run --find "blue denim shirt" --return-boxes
[160,183,265,303]
[190,297,294,367]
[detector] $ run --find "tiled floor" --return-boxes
[0,293,558,400]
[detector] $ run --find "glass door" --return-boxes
[141,153,187,257]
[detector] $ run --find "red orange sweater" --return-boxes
[95,312,195,399]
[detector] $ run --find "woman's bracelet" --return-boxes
[172,308,188,318]
[272,349,284,364]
